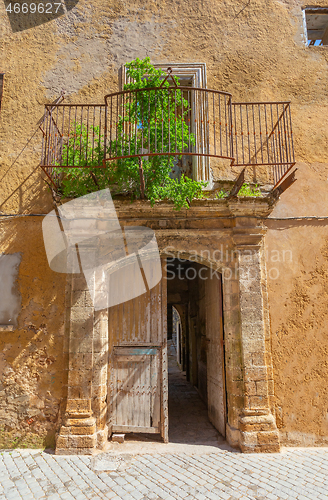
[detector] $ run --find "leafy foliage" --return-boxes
[54,57,206,209]
[238,183,262,197]
[215,189,228,199]
[215,183,262,199]
[54,124,109,197]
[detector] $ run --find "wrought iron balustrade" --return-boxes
[40,85,295,190]
[231,102,295,187]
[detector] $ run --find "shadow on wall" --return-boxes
[3,0,79,32]
[0,181,67,448]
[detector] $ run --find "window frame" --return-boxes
[119,63,211,186]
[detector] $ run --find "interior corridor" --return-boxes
[168,340,225,446]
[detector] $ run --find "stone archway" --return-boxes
[55,200,280,454]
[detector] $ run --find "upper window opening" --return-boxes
[304,8,328,46]
[120,63,209,183]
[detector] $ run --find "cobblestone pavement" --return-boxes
[1,447,328,500]
[1,347,327,499]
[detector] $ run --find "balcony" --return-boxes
[40,83,295,195]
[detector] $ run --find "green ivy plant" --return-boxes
[238,183,262,197]
[215,183,262,199]
[215,189,228,199]
[53,57,206,210]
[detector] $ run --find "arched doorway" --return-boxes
[167,258,227,441]
[55,195,282,455]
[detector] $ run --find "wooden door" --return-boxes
[205,271,226,437]
[108,260,168,441]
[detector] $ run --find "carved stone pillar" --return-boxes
[55,203,110,454]
[233,225,280,453]
[56,273,98,455]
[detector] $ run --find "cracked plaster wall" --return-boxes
[0,219,66,448]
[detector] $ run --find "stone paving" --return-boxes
[167,341,223,447]
[1,346,328,499]
[1,447,328,500]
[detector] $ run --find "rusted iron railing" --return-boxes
[40,104,107,187]
[231,102,295,187]
[103,87,233,160]
[40,86,295,189]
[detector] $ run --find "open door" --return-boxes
[108,260,168,442]
[205,271,226,437]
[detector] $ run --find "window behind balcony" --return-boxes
[120,63,211,184]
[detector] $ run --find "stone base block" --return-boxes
[240,443,280,453]
[55,415,98,455]
[239,411,280,453]
[112,433,125,443]
[55,447,96,455]
[239,413,276,433]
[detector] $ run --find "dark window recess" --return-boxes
[0,73,4,112]
[304,8,328,46]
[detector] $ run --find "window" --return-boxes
[304,8,328,46]
[0,253,21,330]
[119,63,211,185]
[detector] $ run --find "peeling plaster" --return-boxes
[42,34,109,97]
[108,18,175,67]
[43,14,174,96]
[0,253,21,327]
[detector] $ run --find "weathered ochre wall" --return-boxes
[0,218,67,448]
[265,163,328,446]
[1,0,328,447]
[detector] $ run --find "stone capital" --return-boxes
[232,228,266,248]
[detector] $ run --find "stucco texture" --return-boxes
[0,218,67,448]
[1,0,328,447]
[266,163,328,446]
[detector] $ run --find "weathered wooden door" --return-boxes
[108,260,168,441]
[205,271,226,437]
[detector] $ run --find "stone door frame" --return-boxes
[55,203,280,454]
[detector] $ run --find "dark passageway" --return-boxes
[167,258,227,444]
[168,340,224,446]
